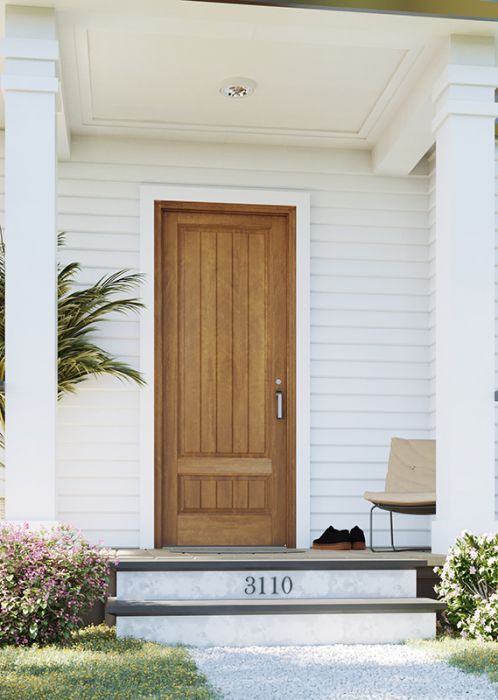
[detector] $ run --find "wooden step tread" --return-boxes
[107,597,445,616]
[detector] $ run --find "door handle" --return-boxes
[275,390,284,420]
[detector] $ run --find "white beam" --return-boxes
[373,44,444,175]
[2,5,58,523]
[432,35,498,553]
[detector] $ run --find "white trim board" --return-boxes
[139,185,311,549]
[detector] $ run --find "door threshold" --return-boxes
[165,546,304,554]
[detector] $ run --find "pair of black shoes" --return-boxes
[312,525,366,551]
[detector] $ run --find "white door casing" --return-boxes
[139,186,311,549]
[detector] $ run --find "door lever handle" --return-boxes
[275,390,284,420]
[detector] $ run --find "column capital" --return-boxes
[433,65,498,102]
[431,34,497,135]
[432,100,498,134]
[432,67,498,134]
[3,5,70,159]
[2,36,59,61]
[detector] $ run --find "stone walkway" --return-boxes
[192,644,497,699]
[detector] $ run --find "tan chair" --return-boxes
[363,437,436,551]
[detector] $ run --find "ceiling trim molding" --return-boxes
[72,25,425,148]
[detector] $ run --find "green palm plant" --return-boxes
[0,232,144,440]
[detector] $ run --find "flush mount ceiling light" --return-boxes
[220,78,256,99]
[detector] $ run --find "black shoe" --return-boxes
[350,525,366,550]
[312,526,351,550]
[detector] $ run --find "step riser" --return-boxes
[116,612,436,646]
[116,569,416,601]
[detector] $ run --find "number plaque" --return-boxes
[244,575,293,596]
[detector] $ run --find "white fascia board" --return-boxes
[57,79,71,161]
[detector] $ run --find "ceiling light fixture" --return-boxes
[220,78,256,99]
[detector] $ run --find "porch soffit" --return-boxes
[0,0,496,157]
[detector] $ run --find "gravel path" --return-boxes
[191,645,497,700]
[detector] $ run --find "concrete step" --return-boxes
[108,597,444,646]
[115,558,424,601]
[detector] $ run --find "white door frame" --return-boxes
[139,185,311,549]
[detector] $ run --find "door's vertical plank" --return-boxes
[183,478,201,510]
[182,229,201,454]
[216,231,233,453]
[201,479,217,509]
[233,479,249,509]
[216,479,233,509]
[200,230,217,453]
[233,232,249,453]
[248,232,266,454]
[248,480,267,510]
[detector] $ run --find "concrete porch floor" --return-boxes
[114,548,446,568]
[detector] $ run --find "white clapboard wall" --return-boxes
[52,137,433,548]
[4,136,496,547]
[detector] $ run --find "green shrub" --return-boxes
[436,531,498,641]
[0,524,112,646]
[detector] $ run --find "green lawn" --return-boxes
[0,625,219,700]
[410,637,498,684]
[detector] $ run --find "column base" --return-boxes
[432,518,498,555]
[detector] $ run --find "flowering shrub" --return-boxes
[0,523,112,646]
[436,531,498,641]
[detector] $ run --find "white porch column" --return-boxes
[432,35,498,553]
[2,6,58,523]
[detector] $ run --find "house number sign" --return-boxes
[244,575,293,596]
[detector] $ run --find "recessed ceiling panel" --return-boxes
[86,29,405,134]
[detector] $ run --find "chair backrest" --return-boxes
[385,437,435,493]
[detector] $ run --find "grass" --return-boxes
[0,625,219,700]
[410,637,498,684]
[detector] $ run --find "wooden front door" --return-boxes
[155,202,296,547]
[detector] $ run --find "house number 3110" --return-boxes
[244,575,293,595]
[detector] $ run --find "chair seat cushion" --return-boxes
[363,491,436,507]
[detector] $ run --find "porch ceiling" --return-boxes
[0,0,497,151]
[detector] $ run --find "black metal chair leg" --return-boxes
[390,510,395,551]
[369,503,431,553]
[369,504,378,552]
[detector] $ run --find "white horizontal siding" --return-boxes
[58,137,433,548]
[1,135,434,547]
[55,179,141,455]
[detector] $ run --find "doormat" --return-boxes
[165,546,306,554]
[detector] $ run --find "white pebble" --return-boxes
[191,644,497,699]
